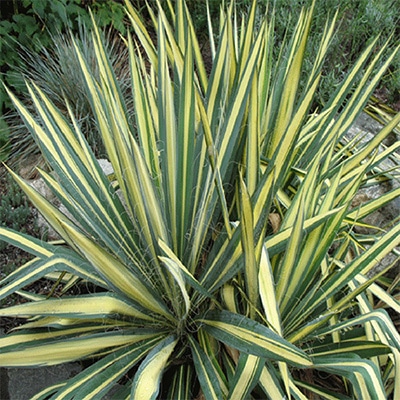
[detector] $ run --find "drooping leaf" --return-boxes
[200,310,312,368]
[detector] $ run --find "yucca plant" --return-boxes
[1,0,400,398]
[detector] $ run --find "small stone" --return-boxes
[29,178,57,203]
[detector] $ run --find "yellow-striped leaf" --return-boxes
[0,330,160,367]
[54,338,160,400]
[314,355,387,400]
[200,310,312,368]
[59,220,173,321]
[0,293,152,322]
[228,353,264,400]
[188,336,226,400]
[131,335,177,400]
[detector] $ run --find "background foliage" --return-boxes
[0,0,126,114]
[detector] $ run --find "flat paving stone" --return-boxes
[5,363,82,400]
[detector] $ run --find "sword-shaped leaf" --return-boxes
[0,293,152,322]
[314,355,387,400]
[228,353,264,400]
[47,338,161,400]
[200,310,312,368]
[0,330,161,367]
[131,335,177,400]
[188,336,226,400]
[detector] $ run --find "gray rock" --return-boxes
[97,159,114,176]
[7,363,82,400]
[0,365,10,400]
[347,113,400,231]
[29,178,57,203]
[347,112,400,277]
